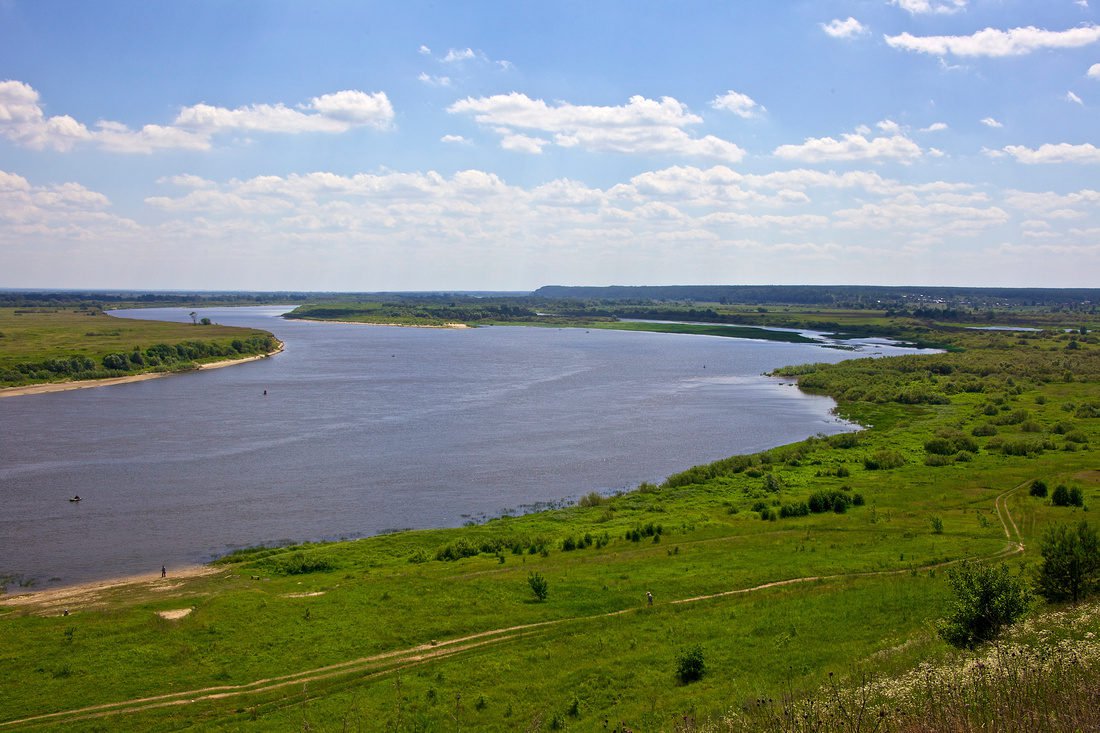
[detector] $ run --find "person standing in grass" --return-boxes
[646,591,653,606]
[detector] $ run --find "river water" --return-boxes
[0,307,920,588]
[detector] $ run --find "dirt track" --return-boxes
[0,485,1025,729]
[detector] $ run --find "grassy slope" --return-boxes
[0,308,278,388]
[0,321,1097,731]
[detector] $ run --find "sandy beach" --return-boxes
[0,564,222,615]
[295,318,469,329]
[0,341,284,399]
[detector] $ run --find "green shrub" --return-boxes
[1029,480,1048,498]
[675,645,706,683]
[268,552,335,575]
[527,572,548,602]
[938,561,1031,649]
[864,449,905,470]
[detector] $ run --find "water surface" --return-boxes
[0,307,921,588]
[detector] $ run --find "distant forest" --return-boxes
[533,285,1100,311]
[2,285,1097,313]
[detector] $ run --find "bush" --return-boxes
[1051,484,1084,507]
[972,423,998,437]
[864,450,905,470]
[1036,521,1100,603]
[675,645,706,683]
[527,572,548,602]
[1029,480,1048,498]
[268,552,335,575]
[938,560,1031,649]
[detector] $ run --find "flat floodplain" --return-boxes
[0,308,1097,731]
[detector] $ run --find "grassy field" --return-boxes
[0,308,279,388]
[0,314,1097,731]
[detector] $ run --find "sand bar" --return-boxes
[0,341,284,399]
[294,318,468,329]
[1,564,221,615]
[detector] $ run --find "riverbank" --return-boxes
[289,317,469,329]
[0,341,284,399]
[0,564,220,615]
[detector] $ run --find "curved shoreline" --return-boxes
[0,341,284,399]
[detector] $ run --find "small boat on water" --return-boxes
[69,496,81,503]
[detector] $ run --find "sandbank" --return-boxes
[0,564,221,615]
[293,318,468,329]
[0,341,284,399]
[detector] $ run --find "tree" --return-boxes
[938,560,1031,649]
[1037,521,1100,604]
[527,571,548,602]
[189,311,197,325]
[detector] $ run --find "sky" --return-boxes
[2,1,1099,291]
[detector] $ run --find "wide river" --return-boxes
[0,307,923,589]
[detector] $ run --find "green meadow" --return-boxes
[0,308,279,388]
[1,311,1098,730]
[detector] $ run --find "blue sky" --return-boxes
[2,0,1099,291]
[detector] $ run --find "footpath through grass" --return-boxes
[0,317,1097,731]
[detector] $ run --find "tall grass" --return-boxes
[687,601,1100,733]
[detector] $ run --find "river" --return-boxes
[0,306,923,589]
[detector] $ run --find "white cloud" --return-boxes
[1089,63,1100,79]
[500,133,550,154]
[418,72,452,87]
[921,122,948,132]
[448,93,746,162]
[999,142,1100,164]
[773,127,922,163]
[440,134,468,144]
[418,45,431,55]
[981,117,1003,128]
[0,81,394,154]
[442,48,477,63]
[886,25,1100,57]
[710,90,765,118]
[1078,0,1090,8]
[889,0,967,15]
[1066,90,1084,105]
[821,17,868,39]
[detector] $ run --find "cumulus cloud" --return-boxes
[998,142,1100,164]
[418,45,431,55]
[448,92,746,162]
[886,25,1100,57]
[1090,63,1100,79]
[773,125,922,163]
[889,0,967,15]
[0,79,396,152]
[821,17,868,39]
[921,122,949,132]
[710,90,765,118]
[0,81,394,154]
[981,117,1003,128]
[440,134,468,144]
[0,167,138,241]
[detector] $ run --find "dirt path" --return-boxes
[0,485,1027,729]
